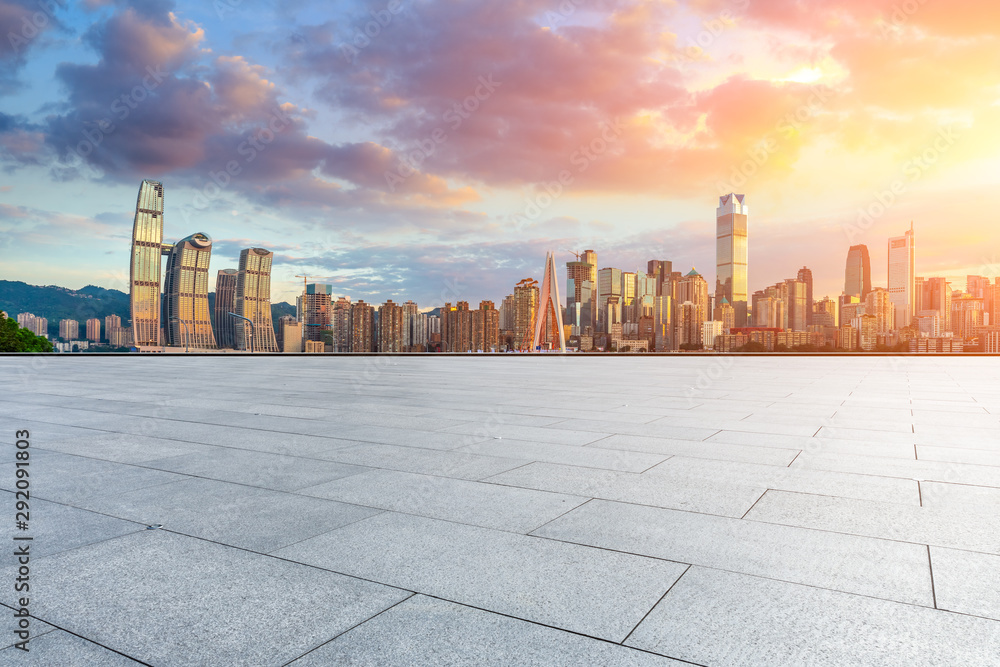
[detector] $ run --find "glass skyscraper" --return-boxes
[235,248,279,352]
[844,244,872,299]
[214,269,239,348]
[888,223,915,329]
[716,194,748,327]
[163,233,217,349]
[129,180,165,347]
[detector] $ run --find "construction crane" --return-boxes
[562,249,581,261]
[294,275,310,292]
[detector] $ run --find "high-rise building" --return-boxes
[865,287,895,334]
[86,318,101,342]
[378,300,405,352]
[844,245,872,299]
[916,277,951,332]
[163,233,216,349]
[214,269,239,348]
[349,300,375,352]
[276,314,298,351]
[401,300,420,351]
[716,193,749,327]
[702,320,724,349]
[332,296,352,352]
[109,326,131,348]
[234,248,279,352]
[129,179,166,347]
[887,222,915,328]
[784,279,807,331]
[59,319,79,340]
[797,267,814,326]
[967,275,990,299]
[533,252,565,352]
[597,267,622,332]
[678,268,709,346]
[713,297,735,332]
[566,254,596,334]
[474,301,500,352]
[513,278,539,351]
[852,314,878,351]
[916,310,941,338]
[302,284,333,343]
[951,295,984,341]
[814,297,839,328]
[410,312,428,352]
[105,314,122,341]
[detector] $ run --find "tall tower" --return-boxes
[887,222,915,329]
[844,245,872,299]
[566,255,596,334]
[163,233,217,349]
[234,248,279,352]
[716,194,749,327]
[302,284,333,343]
[532,252,566,352]
[214,269,239,348]
[796,267,813,327]
[129,180,165,347]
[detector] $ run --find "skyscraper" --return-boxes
[532,252,566,352]
[332,296,352,351]
[887,223,915,328]
[566,255,596,334]
[597,267,622,332]
[59,319,79,340]
[129,180,165,347]
[349,301,375,352]
[678,268,709,347]
[214,269,239,348]
[716,194,749,327]
[163,233,216,349]
[234,248,279,352]
[378,300,405,352]
[86,318,101,342]
[513,278,539,351]
[797,267,814,326]
[917,277,951,332]
[844,245,872,299]
[302,284,333,343]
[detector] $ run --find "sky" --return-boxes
[1,0,999,308]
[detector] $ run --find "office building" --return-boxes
[214,269,239,348]
[234,248,279,352]
[716,193,749,327]
[302,284,333,343]
[844,245,872,299]
[281,319,303,353]
[814,297,839,328]
[713,297,735,333]
[887,222,915,328]
[566,252,596,334]
[916,277,952,332]
[951,295,985,341]
[597,267,622,332]
[129,179,166,347]
[163,232,216,349]
[784,279,807,331]
[797,267,814,326]
[512,278,539,351]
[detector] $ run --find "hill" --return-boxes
[0,281,294,339]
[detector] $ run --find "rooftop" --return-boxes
[2,356,999,665]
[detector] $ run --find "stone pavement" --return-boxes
[0,355,998,665]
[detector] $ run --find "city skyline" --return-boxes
[2,1,998,308]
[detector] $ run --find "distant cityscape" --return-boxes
[7,180,1000,354]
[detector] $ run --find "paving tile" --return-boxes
[289,595,687,666]
[0,530,409,666]
[533,499,932,605]
[458,439,666,472]
[916,444,1000,466]
[320,443,527,480]
[552,419,720,441]
[709,430,917,459]
[920,481,1000,510]
[300,469,587,533]
[624,566,1000,666]
[588,433,798,465]
[930,547,1000,621]
[0,496,143,558]
[0,630,143,665]
[274,512,687,642]
[141,448,369,491]
[486,462,765,518]
[793,451,1000,488]
[77,477,381,553]
[33,432,216,464]
[340,425,493,450]
[647,456,920,505]
[744,490,1000,554]
[441,423,612,446]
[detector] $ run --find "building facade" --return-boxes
[844,244,872,299]
[163,232,216,349]
[716,193,749,327]
[129,179,166,347]
[86,318,101,342]
[214,269,239,348]
[887,222,915,328]
[234,248,279,352]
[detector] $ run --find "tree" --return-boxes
[0,313,54,353]
[735,341,768,352]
